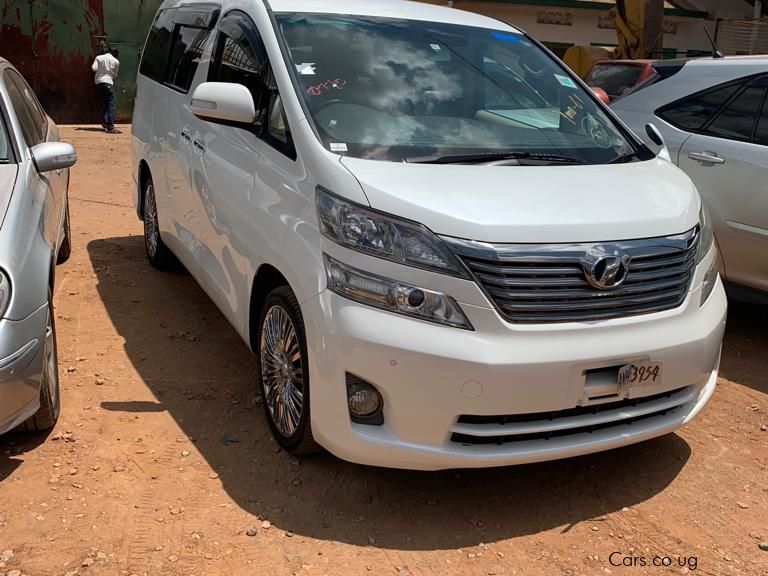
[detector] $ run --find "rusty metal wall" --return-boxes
[0,0,161,123]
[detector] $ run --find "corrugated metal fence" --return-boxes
[0,0,161,122]
[715,18,768,55]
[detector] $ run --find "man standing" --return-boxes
[91,48,120,133]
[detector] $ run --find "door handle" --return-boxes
[688,151,725,164]
[193,139,206,154]
[180,129,192,143]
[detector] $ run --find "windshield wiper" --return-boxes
[610,151,643,164]
[404,151,585,165]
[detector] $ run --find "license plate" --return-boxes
[618,361,662,390]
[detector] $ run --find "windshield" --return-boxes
[276,14,644,164]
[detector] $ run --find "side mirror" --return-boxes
[190,82,256,125]
[645,123,671,162]
[31,142,77,173]
[590,86,611,105]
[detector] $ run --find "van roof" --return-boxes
[164,0,521,32]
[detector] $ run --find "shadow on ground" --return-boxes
[0,431,50,484]
[719,300,768,395]
[87,235,698,550]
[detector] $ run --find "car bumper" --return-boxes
[303,276,727,471]
[0,304,47,435]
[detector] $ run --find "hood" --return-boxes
[339,157,699,243]
[0,165,19,229]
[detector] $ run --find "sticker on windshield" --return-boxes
[491,31,529,45]
[296,63,317,75]
[554,74,578,89]
[582,115,613,149]
[330,143,348,152]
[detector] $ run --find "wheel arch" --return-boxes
[137,160,152,220]
[248,264,291,353]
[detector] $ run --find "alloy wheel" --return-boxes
[260,305,305,437]
[144,183,159,258]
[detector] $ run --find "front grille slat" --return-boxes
[497,287,685,312]
[474,273,587,288]
[488,276,685,301]
[625,258,696,283]
[450,387,694,437]
[444,228,699,323]
[451,386,693,445]
[467,262,583,276]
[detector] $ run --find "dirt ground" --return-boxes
[0,126,766,576]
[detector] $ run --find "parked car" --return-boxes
[584,59,655,102]
[0,58,76,435]
[611,56,768,302]
[132,0,726,470]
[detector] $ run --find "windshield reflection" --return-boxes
[277,14,645,164]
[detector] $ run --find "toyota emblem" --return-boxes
[586,253,631,290]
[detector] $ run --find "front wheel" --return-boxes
[257,286,319,455]
[21,298,60,432]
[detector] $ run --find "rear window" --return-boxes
[584,64,643,99]
[657,82,742,131]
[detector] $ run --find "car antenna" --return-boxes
[703,24,725,58]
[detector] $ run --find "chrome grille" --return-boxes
[443,228,699,323]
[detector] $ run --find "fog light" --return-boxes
[346,374,383,425]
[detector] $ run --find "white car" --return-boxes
[131,0,726,470]
[610,57,768,303]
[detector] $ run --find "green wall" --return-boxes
[103,0,164,119]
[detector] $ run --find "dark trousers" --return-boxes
[96,82,115,130]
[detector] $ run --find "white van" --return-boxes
[131,0,726,470]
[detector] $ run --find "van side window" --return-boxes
[210,15,268,112]
[167,25,212,92]
[210,11,295,159]
[140,9,174,83]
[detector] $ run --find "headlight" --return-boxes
[696,204,714,264]
[0,270,10,318]
[700,249,719,306]
[325,255,473,330]
[317,188,466,277]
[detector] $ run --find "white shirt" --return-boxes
[91,54,120,85]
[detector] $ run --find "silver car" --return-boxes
[0,58,76,435]
[611,56,768,303]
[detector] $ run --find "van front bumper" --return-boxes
[303,278,727,471]
[0,304,47,435]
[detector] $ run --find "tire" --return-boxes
[22,298,61,432]
[143,175,177,270]
[56,198,72,264]
[257,286,320,455]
